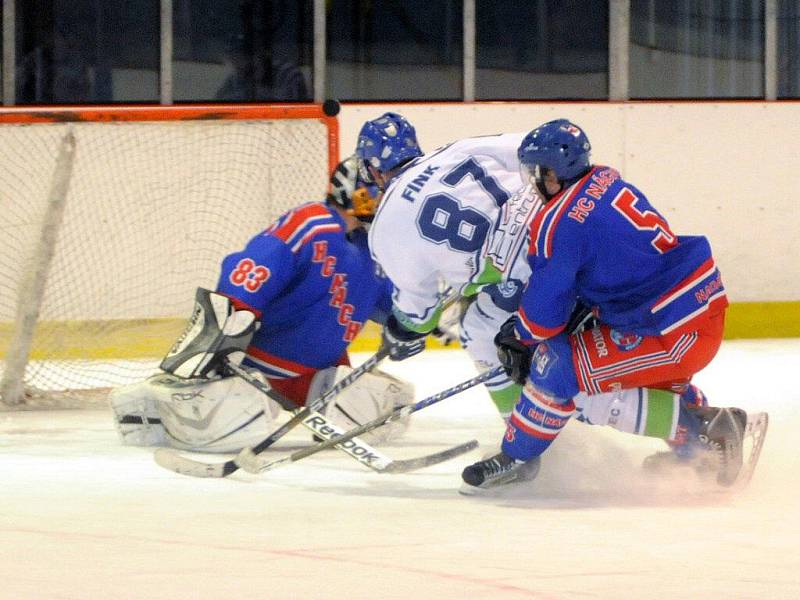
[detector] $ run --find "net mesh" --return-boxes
[0,115,333,408]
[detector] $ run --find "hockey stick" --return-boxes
[155,357,480,476]
[235,366,504,475]
[154,347,390,478]
[224,359,397,467]
[225,359,471,473]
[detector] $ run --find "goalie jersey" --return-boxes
[368,133,527,332]
[216,202,392,381]
[516,166,729,342]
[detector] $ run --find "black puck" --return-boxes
[322,99,340,116]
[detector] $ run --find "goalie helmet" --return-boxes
[326,154,381,222]
[355,112,422,184]
[517,119,592,198]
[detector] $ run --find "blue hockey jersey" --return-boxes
[215,202,393,379]
[517,166,728,342]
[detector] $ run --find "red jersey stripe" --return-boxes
[246,346,316,376]
[273,204,332,243]
[651,257,717,313]
[518,305,566,341]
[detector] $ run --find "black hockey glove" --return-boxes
[565,302,598,335]
[381,314,427,361]
[494,316,532,385]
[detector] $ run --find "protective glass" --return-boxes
[519,163,546,197]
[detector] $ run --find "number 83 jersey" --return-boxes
[368,133,537,332]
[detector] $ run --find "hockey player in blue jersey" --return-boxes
[215,159,392,404]
[461,119,751,493]
[110,156,415,452]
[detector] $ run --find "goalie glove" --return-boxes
[381,314,426,361]
[494,316,532,385]
[160,288,259,379]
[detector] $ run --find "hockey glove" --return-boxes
[494,316,532,385]
[381,315,426,361]
[565,302,598,335]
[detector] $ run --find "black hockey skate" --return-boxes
[460,451,541,495]
[695,406,748,486]
[644,408,769,489]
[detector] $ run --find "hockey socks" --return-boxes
[487,381,521,420]
[573,387,703,443]
[501,382,576,461]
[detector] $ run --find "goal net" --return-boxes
[0,105,339,409]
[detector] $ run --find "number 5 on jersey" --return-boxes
[611,188,677,253]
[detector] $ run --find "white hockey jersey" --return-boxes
[368,133,542,332]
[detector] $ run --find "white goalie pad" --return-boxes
[110,369,282,453]
[308,366,415,445]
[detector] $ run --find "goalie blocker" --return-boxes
[111,288,414,452]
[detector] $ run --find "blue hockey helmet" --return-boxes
[518,119,592,196]
[355,112,422,183]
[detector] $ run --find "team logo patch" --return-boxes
[532,342,558,377]
[610,329,643,351]
[497,280,519,298]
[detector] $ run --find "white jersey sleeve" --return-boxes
[368,133,526,331]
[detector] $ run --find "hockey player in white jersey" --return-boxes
[358,112,541,417]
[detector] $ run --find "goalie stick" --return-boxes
[154,347,389,478]
[235,366,504,475]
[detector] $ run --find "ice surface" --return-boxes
[2,340,799,599]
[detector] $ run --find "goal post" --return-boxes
[0,104,339,409]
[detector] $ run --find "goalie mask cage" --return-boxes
[0,104,339,409]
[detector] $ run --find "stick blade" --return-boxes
[380,439,479,474]
[234,447,263,474]
[154,447,233,478]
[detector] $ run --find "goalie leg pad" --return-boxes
[111,370,283,453]
[110,384,167,447]
[309,366,415,445]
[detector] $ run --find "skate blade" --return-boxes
[458,479,514,497]
[732,411,769,489]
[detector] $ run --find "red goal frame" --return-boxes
[0,103,340,174]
